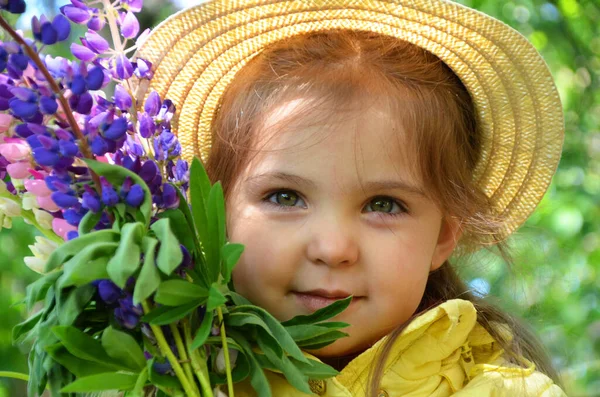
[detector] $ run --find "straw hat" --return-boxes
[134,0,564,241]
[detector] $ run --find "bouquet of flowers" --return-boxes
[0,1,350,396]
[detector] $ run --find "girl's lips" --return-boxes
[293,291,362,312]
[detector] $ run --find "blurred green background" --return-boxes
[1,0,599,396]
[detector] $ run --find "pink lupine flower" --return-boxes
[0,140,30,162]
[24,179,52,197]
[6,161,31,179]
[52,218,78,240]
[0,114,13,132]
[37,195,60,212]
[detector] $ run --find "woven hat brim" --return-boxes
[134,0,564,241]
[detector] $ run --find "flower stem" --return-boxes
[0,371,29,382]
[169,323,200,397]
[0,15,102,194]
[217,306,235,397]
[183,319,214,397]
[142,301,200,397]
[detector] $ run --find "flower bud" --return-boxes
[120,11,140,39]
[215,348,239,374]
[33,208,53,229]
[0,197,21,217]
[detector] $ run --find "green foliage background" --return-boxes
[0,0,598,396]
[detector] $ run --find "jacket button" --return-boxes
[309,379,326,395]
[378,390,390,397]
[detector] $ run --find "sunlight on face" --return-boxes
[226,98,457,357]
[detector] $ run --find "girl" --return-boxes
[137,0,568,395]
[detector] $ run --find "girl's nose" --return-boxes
[306,217,359,268]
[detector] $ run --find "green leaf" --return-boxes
[189,157,211,247]
[102,326,146,371]
[12,310,43,344]
[83,158,152,227]
[232,306,309,364]
[44,229,121,272]
[284,323,349,342]
[51,325,128,369]
[25,271,62,312]
[57,246,115,290]
[133,237,161,305]
[288,356,339,379]
[141,300,202,325]
[295,330,349,349]
[60,372,139,392]
[190,309,214,350]
[282,296,352,326]
[130,367,149,397]
[205,182,225,283]
[151,218,184,276]
[154,279,208,306]
[206,282,227,311]
[221,243,244,284]
[45,343,120,377]
[78,209,103,235]
[256,330,311,394]
[58,284,96,326]
[228,330,271,397]
[228,291,252,306]
[157,208,196,256]
[107,222,144,288]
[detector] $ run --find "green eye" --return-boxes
[272,191,299,206]
[370,197,393,212]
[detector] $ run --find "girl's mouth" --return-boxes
[292,290,362,312]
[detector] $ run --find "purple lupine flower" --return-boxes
[103,117,128,140]
[144,91,161,116]
[61,5,91,24]
[161,183,179,209]
[115,294,142,329]
[114,84,132,111]
[63,207,86,226]
[126,184,144,207]
[115,54,133,79]
[33,147,60,166]
[39,95,58,114]
[82,184,102,212]
[86,66,105,90]
[69,92,93,114]
[70,74,87,95]
[58,139,79,157]
[175,159,189,183]
[1,0,25,14]
[100,176,119,207]
[154,130,181,161]
[71,43,96,62]
[90,135,109,156]
[138,113,155,138]
[31,16,43,42]
[53,15,71,41]
[83,30,109,54]
[120,11,140,39]
[133,58,152,79]
[67,230,79,240]
[97,279,122,305]
[123,0,143,13]
[51,192,79,209]
[87,12,105,31]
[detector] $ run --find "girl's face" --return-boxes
[226,98,461,357]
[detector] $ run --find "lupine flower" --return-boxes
[114,294,142,329]
[0,113,13,132]
[0,197,21,217]
[6,161,30,179]
[115,54,134,79]
[52,217,78,240]
[100,176,119,207]
[24,236,59,274]
[96,279,122,305]
[39,14,71,45]
[61,5,92,25]
[32,208,53,230]
[0,0,26,14]
[120,11,140,39]
[114,85,132,111]
[0,139,30,162]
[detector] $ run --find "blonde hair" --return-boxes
[205,30,563,394]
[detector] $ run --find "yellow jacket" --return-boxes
[234,299,567,396]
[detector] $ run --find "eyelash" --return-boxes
[261,189,409,217]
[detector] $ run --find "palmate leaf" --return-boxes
[44,229,121,272]
[101,326,146,371]
[154,279,209,306]
[60,372,139,393]
[133,236,161,305]
[107,222,144,288]
[141,300,203,325]
[151,217,184,276]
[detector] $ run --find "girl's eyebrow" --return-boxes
[245,172,427,197]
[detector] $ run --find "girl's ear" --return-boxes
[430,216,463,271]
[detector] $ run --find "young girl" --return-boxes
[137,0,568,395]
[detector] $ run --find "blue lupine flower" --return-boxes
[39,95,58,114]
[51,192,79,209]
[114,84,132,111]
[58,139,79,157]
[0,47,8,71]
[67,230,79,240]
[82,185,102,213]
[103,117,128,140]
[91,135,109,156]
[1,0,26,14]
[33,147,60,166]
[126,184,145,207]
[70,74,87,95]
[85,66,104,90]
[161,183,179,209]
[63,208,86,226]
[144,91,161,116]
[9,99,38,119]
[138,113,155,138]
[115,294,142,329]
[69,91,93,114]
[100,176,119,207]
[52,14,71,41]
[175,159,189,184]
[9,53,28,70]
[97,279,122,305]
[61,5,91,24]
